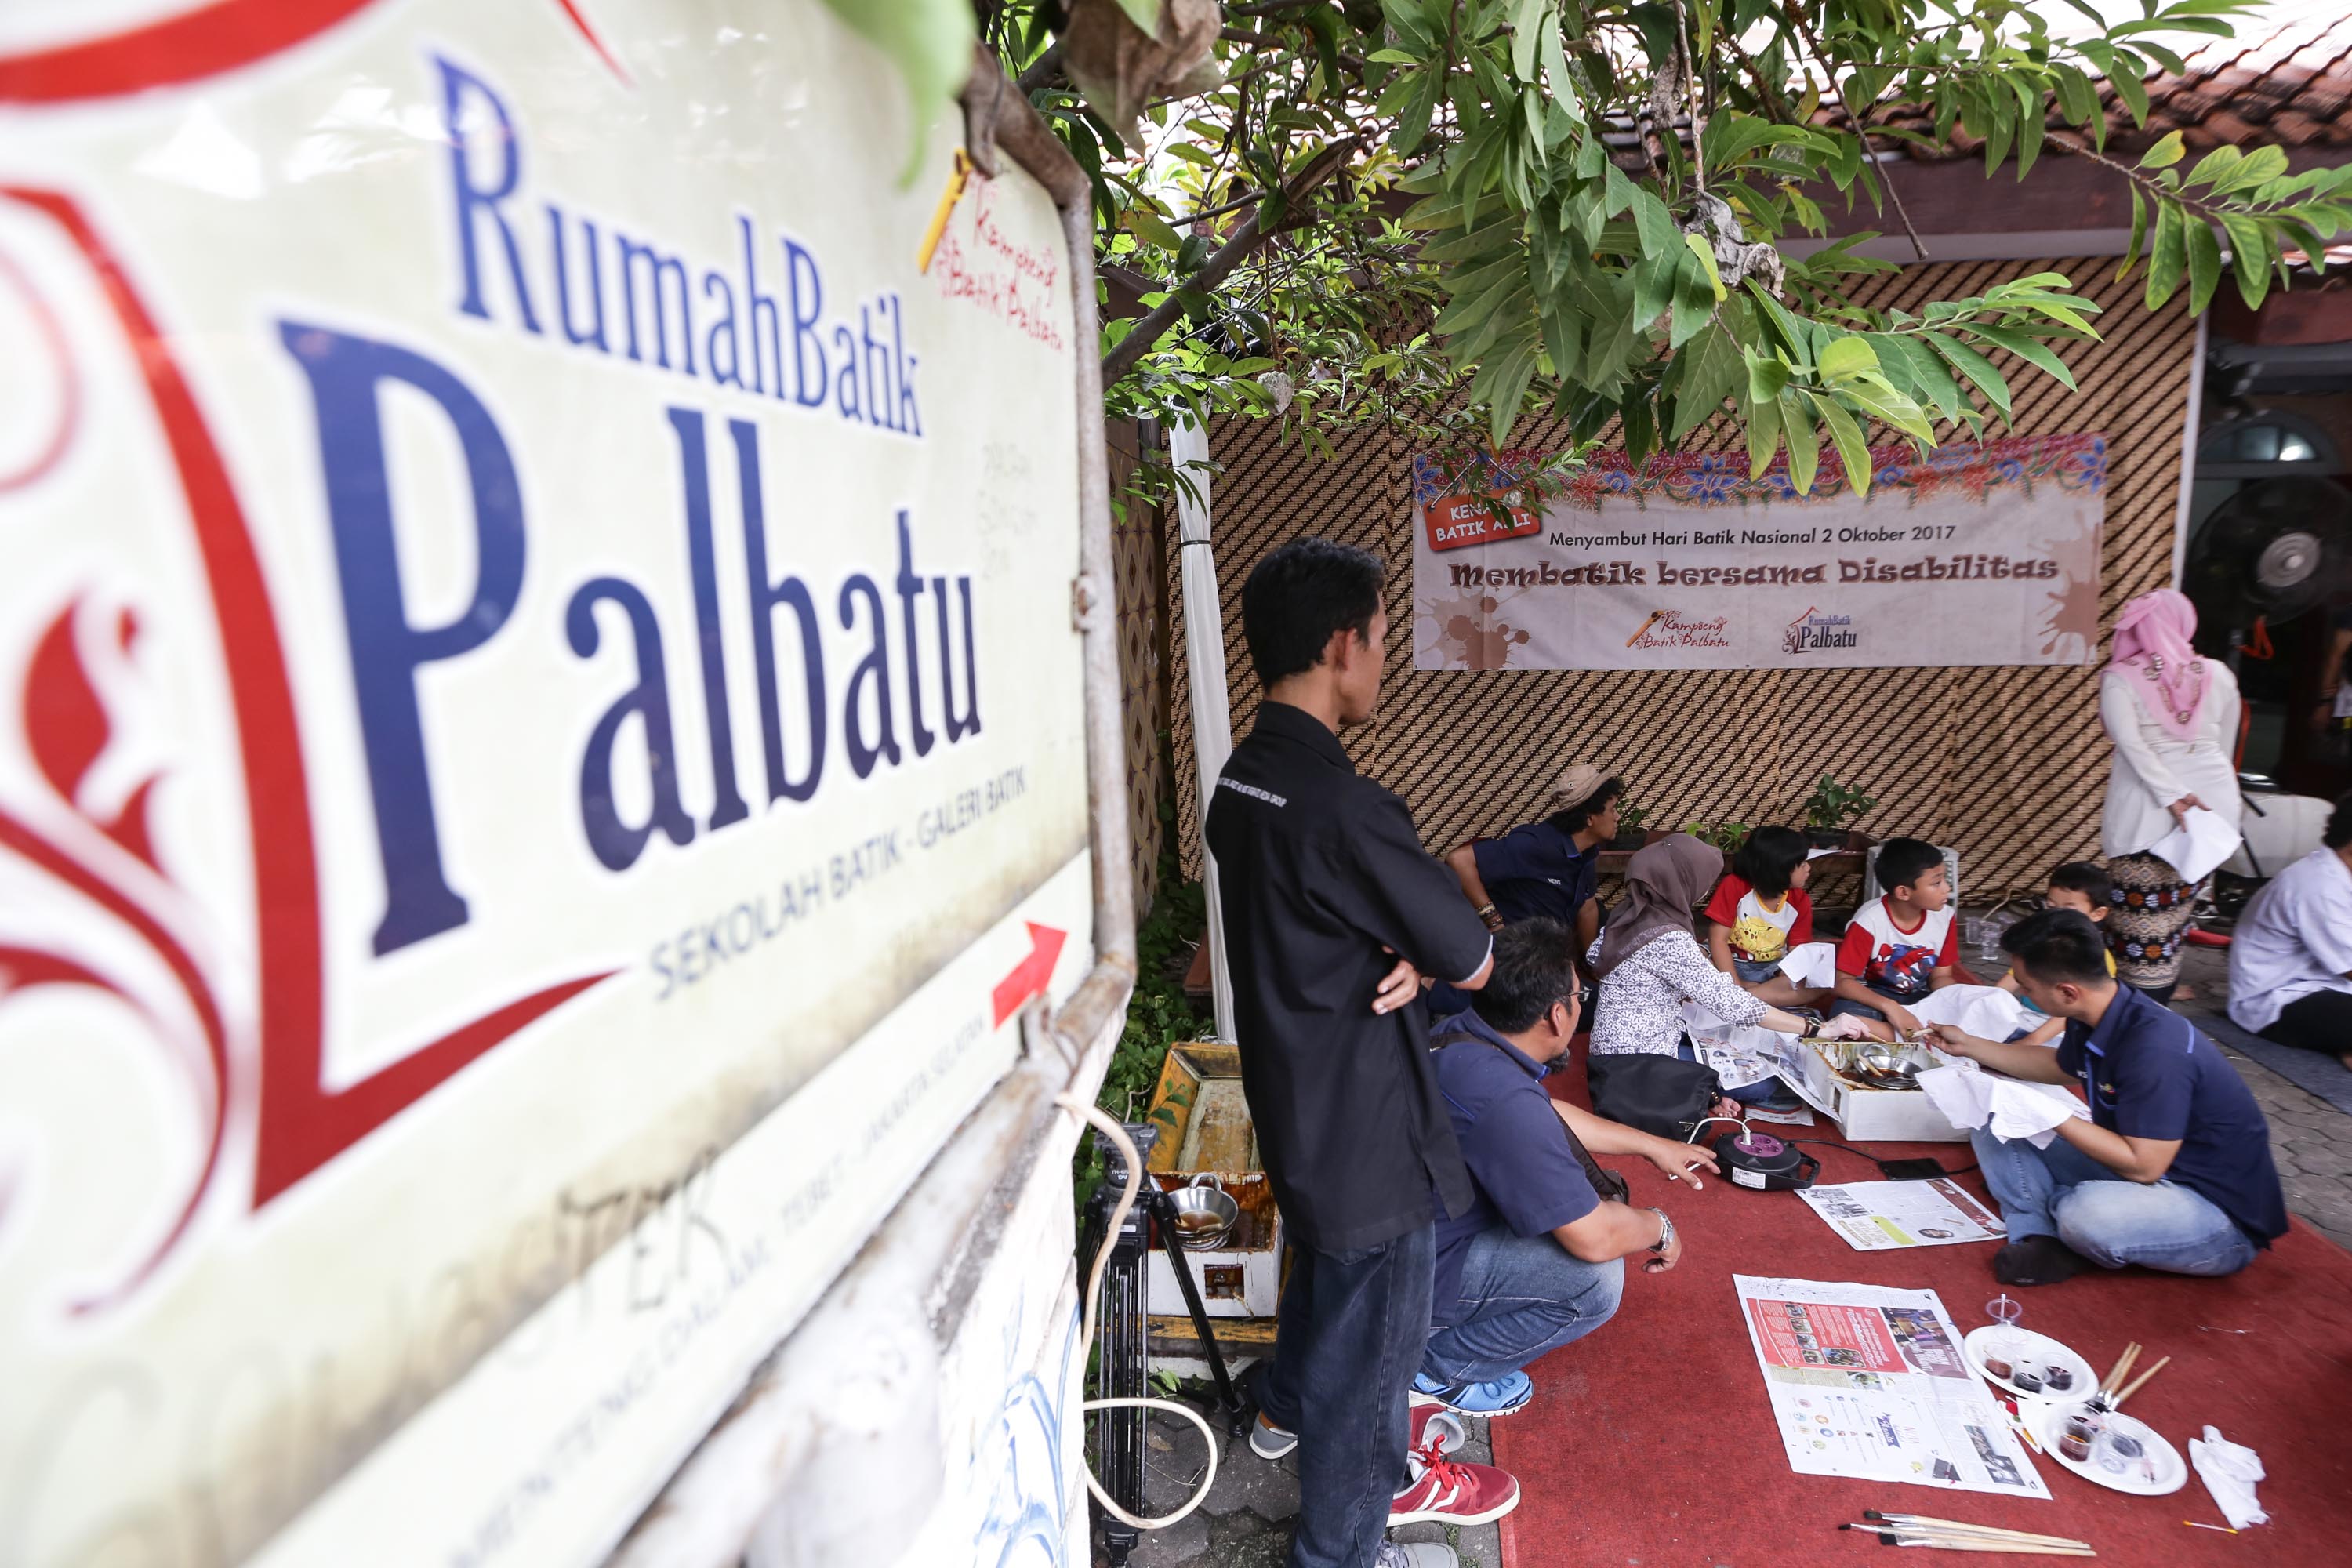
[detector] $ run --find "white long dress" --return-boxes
[2098,659,2243,861]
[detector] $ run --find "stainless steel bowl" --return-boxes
[1165,1173,1239,1251]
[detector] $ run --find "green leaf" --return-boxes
[1817,334,1881,385]
[1967,323,2080,391]
[1748,350,1790,404]
[1511,0,1547,81]
[1744,383,1783,478]
[2185,218,2223,315]
[2184,145,2243,191]
[2139,129,2186,169]
[1632,191,1677,259]
[1127,205,1181,250]
[1924,331,2013,423]
[2111,55,2151,127]
[2012,76,2045,181]
[1682,232,1728,301]
[2050,61,2096,127]
[1811,393,1874,495]
[813,0,976,183]
[2120,185,2149,281]
[1394,66,1445,154]
[2213,144,2288,196]
[1778,387,1819,495]
[1873,333,1964,426]
[2147,198,2187,309]
[2220,212,2276,311]
[1671,321,1744,442]
[1630,248,1678,331]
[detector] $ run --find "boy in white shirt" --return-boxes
[1829,837,1959,1038]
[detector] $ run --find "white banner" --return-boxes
[1411,437,2106,670]
[0,2,1087,1564]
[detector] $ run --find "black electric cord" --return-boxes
[1785,1139,1976,1181]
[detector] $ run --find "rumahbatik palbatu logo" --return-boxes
[1784,607,1859,655]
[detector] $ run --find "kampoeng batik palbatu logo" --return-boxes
[1784,607,1860,655]
[1625,610,1730,651]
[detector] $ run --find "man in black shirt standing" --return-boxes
[1207,539,1518,1568]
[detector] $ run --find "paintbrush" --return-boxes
[2111,1356,2171,1409]
[1855,1530,2095,1556]
[2098,1341,2141,1399]
[1861,1513,2091,1549]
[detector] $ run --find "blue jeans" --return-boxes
[1969,1129,2258,1276]
[1256,1223,1435,1568]
[1420,1225,1624,1385]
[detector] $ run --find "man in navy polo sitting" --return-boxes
[1421,918,1719,1415]
[1929,909,2288,1287]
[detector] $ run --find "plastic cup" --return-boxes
[1986,1294,2023,1327]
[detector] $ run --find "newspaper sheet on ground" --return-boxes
[1795,1180,2008,1251]
[1735,1276,2050,1497]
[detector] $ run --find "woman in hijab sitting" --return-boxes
[2099,590,2242,1002]
[1590,835,1864,1105]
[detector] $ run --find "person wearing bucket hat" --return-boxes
[1442,764,1624,987]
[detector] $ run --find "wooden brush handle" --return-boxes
[2112,1355,2171,1407]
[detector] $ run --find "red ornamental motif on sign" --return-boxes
[0,190,615,1315]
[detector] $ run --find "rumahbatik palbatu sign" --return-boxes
[0,4,1089,1566]
[1411,437,2106,670]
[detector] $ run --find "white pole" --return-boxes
[1170,418,1237,1041]
[2172,312,2210,590]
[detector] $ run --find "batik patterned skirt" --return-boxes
[2107,851,2197,990]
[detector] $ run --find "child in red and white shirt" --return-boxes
[1704,826,1828,1008]
[1831,837,1960,1037]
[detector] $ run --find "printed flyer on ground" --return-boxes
[1797,1180,2009,1252]
[1410,437,2106,670]
[1737,1276,2050,1497]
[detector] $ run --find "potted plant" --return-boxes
[1679,822,1748,855]
[1803,775,1874,849]
[1609,799,1648,851]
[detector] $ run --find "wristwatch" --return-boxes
[1475,902,1504,931]
[1648,1207,1675,1254]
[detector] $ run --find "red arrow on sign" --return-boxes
[992,922,1068,1026]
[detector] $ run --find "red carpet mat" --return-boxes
[1493,1067,2352,1567]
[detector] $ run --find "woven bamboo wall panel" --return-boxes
[1107,418,1171,913]
[1170,258,2197,901]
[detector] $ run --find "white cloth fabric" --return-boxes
[1591,928,1766,1059]
[2189,1426,2268,1530]
[2227,848,2352,1034]
[1904,982,2036,1041]
[1777,940,1838,989]
[2150,804,2242,884]
[2099,662,2242,859]
[1915,1058,2088,1149]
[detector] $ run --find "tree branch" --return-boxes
[1784,5,1928,260]
[1017,41,1063,95]
[1102,139,1359,385]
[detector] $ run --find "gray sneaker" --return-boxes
[1376,1542,1457,1568]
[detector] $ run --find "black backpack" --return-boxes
[1585,1049,1723,1142]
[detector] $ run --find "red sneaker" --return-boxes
[1388,1436,1520,1526]
[1408,1402,1467,1455]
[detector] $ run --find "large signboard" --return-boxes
[0,3,1091,1564]
[1411,436,2106,670]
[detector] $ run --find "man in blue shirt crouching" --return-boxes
[1421,919,1722,1416]
[1929,908,2288,1287]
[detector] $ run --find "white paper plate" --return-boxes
[1961,1326,2098,1403]
[2034,1403,2187,1496]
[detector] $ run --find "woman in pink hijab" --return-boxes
[2099,589,2243,1000]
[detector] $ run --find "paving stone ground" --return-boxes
[1093,927,2352,1566]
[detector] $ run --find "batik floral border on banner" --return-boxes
[1410,434,2107,514]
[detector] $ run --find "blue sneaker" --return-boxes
[1410,1369,1534,1417]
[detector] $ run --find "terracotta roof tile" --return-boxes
[1841,2,2352,160]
